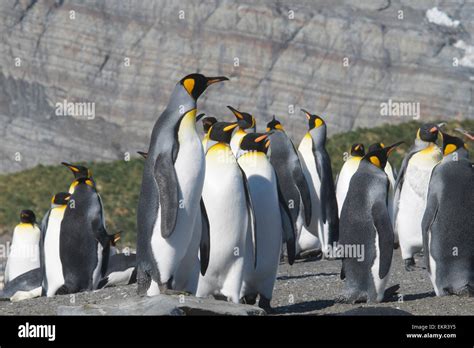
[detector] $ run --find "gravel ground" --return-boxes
[0,249,472,315]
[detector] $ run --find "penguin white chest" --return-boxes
[6,224,40,282]
[44,208,66,296]
[336,157,361,215]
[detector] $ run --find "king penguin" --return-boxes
[237,132,291,311]
[422,132,473,297]
[228,106,256,157]
[137,73,227,296]
[57,163,111,294]
[335,143,365,216]
[266,116,312,264]
[196,122,257,303]
[394,124,442,270]
[337,142,403,303]
[40,192,71,297]
[4,210,40,284]
[297,109,339,256]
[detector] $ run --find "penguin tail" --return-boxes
[97,278,109,289]
[383,284,400,302]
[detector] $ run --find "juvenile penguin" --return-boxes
[137,74,227,296]
[266,116,312,264]
[337,142,403,303]
[58,163,111,294]
[237,132,289,311]
[196,122,257,303]
[228,106,256,157]
[4,210,40,284]
[394,124,442,270]
[40,192,71,297]
[335,144,365,217]
[298,110,339,256]
[422,132,473,297]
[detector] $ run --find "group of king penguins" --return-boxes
[135,72,473,310]
[1,164,137,302]
[2,72,472,310]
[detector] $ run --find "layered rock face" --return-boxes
[0,0,473,173]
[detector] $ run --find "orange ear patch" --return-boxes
[183,78,195,95]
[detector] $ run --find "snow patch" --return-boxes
[454,40,474,68]
[426,7,460,28]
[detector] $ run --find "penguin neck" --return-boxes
[168,84,196,113]
[309,127,326,148]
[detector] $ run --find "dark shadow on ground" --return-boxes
[277,272,338,281]
[273,299,335,314]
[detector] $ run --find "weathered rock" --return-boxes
[57,294,266,316]
[0,0,473,173]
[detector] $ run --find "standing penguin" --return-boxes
[237,132,291,311]
[137,74,227,296]
[40,192,71,297]
[4,210,40,284]
[228,106,256,157]
[335,144,365,216]
[196,122,257,303]
[422,132,473,297]
[298,110,339,255]
[394,124,442,270]
[266,116,312,264]
[337,142,403,303]
[57,163,111,294]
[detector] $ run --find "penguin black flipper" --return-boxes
[97,193,111,278]
[371,200,394,279]
[239,165,258,268]
[421,170,440,275]
[199,198,210,276]
[39,210,50,295]
[313,147,339,243]
[278,189,296,265]
[154,145,180,238]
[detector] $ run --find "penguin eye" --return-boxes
[183,78,195,95]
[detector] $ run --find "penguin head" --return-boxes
[440,132,467,156]
[110,232,121,247]
[51,192,71,207]
[364,141,403,170]
[350,143,365,157]
[208,121,238,144]
[266,116,284,132]
[19,210,36,225]
[62,162,91,179]
[301,109,326,132]
[416,123,439,143]
[179,74,229,100]
[227,106,256,132]
[201,116,218,133]
[137,151,148,159]
[239,132,270,154]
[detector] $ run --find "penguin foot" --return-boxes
[393,242,400,250]
[452,285,474,297]
[258,296,273,313]
[298,248,323,261]
[404,258,416,271]
[241,294,257,305]
[335,292,367,304]
[383,284,400,302]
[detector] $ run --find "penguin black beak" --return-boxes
[223,122,239,132]
[385,141,404,155]
[301,108,312,119]
[455,128,474,141]
[206,76,229,86]
[227,105,244,120]
[61,162,79,173]
[254,134,268,143]
[137,151,148,159]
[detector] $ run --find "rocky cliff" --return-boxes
[0,0,473,173]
